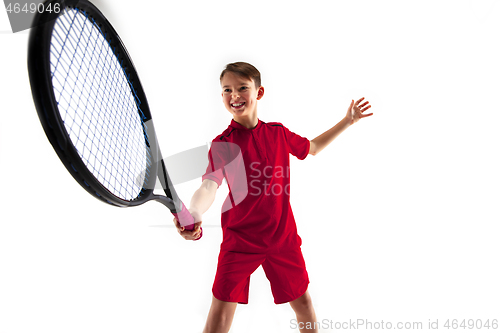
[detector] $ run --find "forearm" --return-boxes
[189,180,217,219]
[309,116,351,156]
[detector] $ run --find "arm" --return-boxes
[309,97,373,156]
[309,117,351,156]
[189,179,218,221]
[174,179,218,240]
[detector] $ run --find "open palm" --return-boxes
[347,97,373,124]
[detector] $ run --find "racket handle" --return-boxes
[173,203,202,240]
[173,203,196,230]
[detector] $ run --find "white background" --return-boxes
[1,0,499,332]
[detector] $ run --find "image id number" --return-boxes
[6,2,61,14]
[444,319,498,330]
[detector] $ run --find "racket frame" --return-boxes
[27,0,185,215]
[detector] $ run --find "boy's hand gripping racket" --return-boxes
[27,0,201,238]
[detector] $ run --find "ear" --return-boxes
[256,86,265,100]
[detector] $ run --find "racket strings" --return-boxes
[50,7,152,201]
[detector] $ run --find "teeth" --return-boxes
[232,103,244,107]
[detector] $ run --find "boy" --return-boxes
[174,62,373,333]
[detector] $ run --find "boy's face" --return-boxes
[221,71,264,123]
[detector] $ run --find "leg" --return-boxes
[206,250,264,332]
[289,289,318,333]
[202,296,238,333]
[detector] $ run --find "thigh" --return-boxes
[213,251,266,304]
[262,247,310,304]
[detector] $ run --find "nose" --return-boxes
[231,91,240,100]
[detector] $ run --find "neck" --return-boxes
[234,114,258,129]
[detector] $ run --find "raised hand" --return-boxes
[346,97,373,125]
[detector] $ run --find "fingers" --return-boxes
[194,221,202,231]
[173,217,185,231]
[348,97,373,124]
[360,104,371,113]
[173,217,202,240]
[354,97,372,113]
[179,221,203,240]
[355,97,365,105]
[348,99,354,112]
[355,98,367,108]
[182,228,202,240]
[359,101,369,108]
[192,221,202,239]
[193,228,202,240]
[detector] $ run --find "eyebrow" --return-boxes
[222,84,249,88]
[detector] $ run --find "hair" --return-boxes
[220,62,261,88]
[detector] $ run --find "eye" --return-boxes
[240,86,248,91]
[224,88,231,93]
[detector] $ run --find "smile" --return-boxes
[231,102,245,109]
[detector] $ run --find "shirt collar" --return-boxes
[230,118,262,131]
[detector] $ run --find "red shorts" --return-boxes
[212,247,309,304]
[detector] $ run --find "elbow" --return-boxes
[201,179,219,193]
[308,141,318,156]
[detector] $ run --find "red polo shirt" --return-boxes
[202,119,310,253]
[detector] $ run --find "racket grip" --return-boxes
[173,203,202,241]
[173,203,195,230]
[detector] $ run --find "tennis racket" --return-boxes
[27,0,200,237]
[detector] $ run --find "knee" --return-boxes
[291,292,314,313]
[203,298,236,333]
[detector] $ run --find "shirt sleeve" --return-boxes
[201,139,226,187]
[283,125,310,160]
[202,138,245,187]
